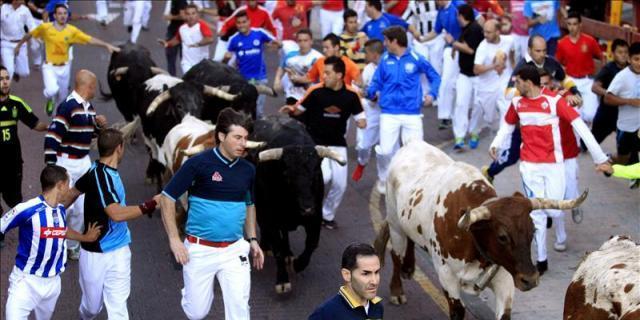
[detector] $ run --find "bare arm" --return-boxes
[604,93,640,107]
[244,205,264,270]
[473,63,496,75]
[452,41,474,55]
[591,80,607,97]
[61,187,82,208]
[87,37,120,53]
[33,122,48,132]
[104,203,145,222]
[13,34,33,56]
[160,195,189,264]
[273,67,285,93]
[159,36,181,48]
[65,222,101,242]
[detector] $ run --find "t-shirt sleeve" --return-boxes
[29,23,44,38]
[504,103,519,125]
[162,159,197,201]
[350,92,364,116]
[298,88,317,111]
[606,71,625,95]
[95,167,121,208]
[69,26,92,45]
[523,2,533,18]
[227,37,238,52]
[16,98,39,129]
[593,64,611,83]
[388,13,409,29]
[260,29,275,43]
[199,20,213,38]
[307,60,321,83]
[556,97,580,123]
[246,169,255,205]
[465,27,483,49]
[474,42,487,65]
[74,170,91,194]
[346,59,360,85]
[590,37,603,59]
[1,206,32,234]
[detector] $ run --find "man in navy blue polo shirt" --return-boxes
[224,10,280,119]
[159,107,264,320]
[309,243,383,320]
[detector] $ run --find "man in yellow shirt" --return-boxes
[14,3,119,116]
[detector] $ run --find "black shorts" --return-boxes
[616,130,640,157]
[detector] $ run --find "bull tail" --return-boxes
[374,221,390,267]
[99,80,113,102]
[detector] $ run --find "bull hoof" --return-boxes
[389,294,407,305]
[275,282,292,294]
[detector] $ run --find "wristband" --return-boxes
[247,237,258,244]
[139,199,157,217]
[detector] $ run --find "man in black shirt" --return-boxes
[0,65,47,247]
[281,56,366,229]
[445,4,484,150]
[163,0,188,76]
[590,39,629,144]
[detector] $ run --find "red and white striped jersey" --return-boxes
[541,87,581,159]
[504,93,580,163]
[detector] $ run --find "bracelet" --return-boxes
[247,237,258,243]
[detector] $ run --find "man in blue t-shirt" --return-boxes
[524,0,565,56]
[224,10,280,119]
[362,0,421,42]
[159,108,264,320]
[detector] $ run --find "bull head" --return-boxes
[110,66,168,81]
[258,146,346,165]
[457,205,492,230]
[146,85,237,116]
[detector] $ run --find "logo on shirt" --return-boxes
[253,39,260,46]
[212,171,223,182]
[541,102,549,109]
[11,106,17,118]
[404,62,416,74]
[40,227,67,239]
[581,44,588,53]
[324,106,342,114]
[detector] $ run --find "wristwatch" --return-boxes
[247,237,259,244]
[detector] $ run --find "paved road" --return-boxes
[1,2,638,320]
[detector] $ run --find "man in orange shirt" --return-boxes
[290,33,362,87]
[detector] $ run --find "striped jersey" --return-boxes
[44,91,98,164]
[0,196,68,278]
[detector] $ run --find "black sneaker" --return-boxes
[322,219,338,230]
[630,179,639,189]
[546,217,552,229]
[438,119,451,130]
[536,260,548,275]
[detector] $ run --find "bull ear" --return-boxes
[457,206,492,231]
[512,191,526,198]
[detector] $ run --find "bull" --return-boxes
[375,140,587,319]
[563,235,640,320]
[246,116,345,294]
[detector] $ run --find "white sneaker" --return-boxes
[553,241,567,252]
[376,180,386,195]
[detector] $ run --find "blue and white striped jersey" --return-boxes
[0,196,68,278]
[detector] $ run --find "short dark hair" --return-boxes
[366,0,382,12]
[185,4,199,12]
[41,165,68,192]
[235,10,248,20]
[341,243,378,271]
[98,128,124,157]
[324,56,345,79]
[516,65,541,86]
[528,35,545,49]
[215,108,253,144]
[567,11,582,22]
[54,3,68,14]
[383,26,407,47]
[343,8,357,22]
[629,42,640,57]
[611,39,629,52]
[364,39,384,55]
[296,28,313,39]
[323,33,341,48]
[457,4,475,23]
[0,65,6,73]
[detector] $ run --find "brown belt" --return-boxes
[9,40,21,43]
[186,235,236,248]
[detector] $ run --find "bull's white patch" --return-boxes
[144,74,183,92]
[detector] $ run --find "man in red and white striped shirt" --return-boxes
[489,65,608,275]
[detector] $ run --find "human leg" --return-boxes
[79,249,108,319]
[102,246,131,319]
[322,147,348,222]
[181,241,218,320]
[377,114,402,185]
[437,47,458,121]
[452,74,473,145]
[216,240,252,320]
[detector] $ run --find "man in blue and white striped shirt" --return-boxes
[0,165,100,320]
[43,69,107,260]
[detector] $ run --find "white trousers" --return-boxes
[30,19,44,67]
[356,100,380,166]
[573,77,598,123]
[513,34,529,65]
[5,267,61,320]
[378,114,423,183]
[79,246,131,320]
[319,9,344,38]
[57,155,91,251]
[520,161,566,262]
[437,47,459,120]
[124,1,149,43]
[96,1,109,21]
[181,239,251,320]
[213,39,228,62]
[1,41,30,80]
[453,74,477,139]
[321,146,348,221]
[42,63,71,106]
[469,89,500,135]
[564,157,579,200]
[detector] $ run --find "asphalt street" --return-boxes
[1,2,638,320]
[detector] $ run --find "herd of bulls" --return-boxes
[102,44,639,320]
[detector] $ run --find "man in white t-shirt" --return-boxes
[273,29,322,105]
[469,19,515,148]
[159,4,214,74]
[604,42,640,176]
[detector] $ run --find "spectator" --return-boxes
[447,3,484,150]
[224,10,280,118]
[524,0,565,56]
[555,12,605,123]
[1,0,37,81]
[26,0,47,69]
[315,0,344,38]
[403,0,443,74]
[123,0,152,44]
[362,0,421,42]
[340,9,367,71]
[508,0,529,63]
[162,0,188,76]
[273,29,322,105]
[271,0,310,42]
[160,4,214,74]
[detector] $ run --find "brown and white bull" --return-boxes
[564,235,640,320]
[375,140,587,320]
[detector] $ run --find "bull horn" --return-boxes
[457,206,492,230]
[181,144,206,157]
[146,90,172,115]
[150,67,168,75]
[246,141,266,149]
[530,189,588,210]
[203,85,237,101]
[253,84,277,97]
[110,67,128,80]
[119,116,140,142]
[315,146,346,166]
[258,148,283,162]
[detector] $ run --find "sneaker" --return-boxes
[438,119,449,130]
[352,164,365,182]
[571,207,583,224]
[630,179,639,189]
[536,260,548,275]
[453,138,464,151]
[376,180,386,195]
[45,99,55,116]
[553,241,567,252]
[67,248,80,261]
[0,232,5,249]
[322,219,338,230]
[481,165,494,184]
[546,217,552,229]
[469,134,480,149]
